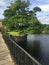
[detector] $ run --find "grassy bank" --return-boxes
[7,30,25,36]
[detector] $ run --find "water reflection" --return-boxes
[27,40,42,61]
[27,35,49,65]
[19,35,49,65]
[31,40,41,60]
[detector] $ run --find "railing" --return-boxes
[6,35,42,65]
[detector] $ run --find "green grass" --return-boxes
[7,30,25,36]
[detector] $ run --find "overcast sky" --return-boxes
[0,0,49,24]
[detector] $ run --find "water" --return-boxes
[19,34,49,65]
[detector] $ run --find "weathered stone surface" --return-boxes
[10,35,27,42]
[0,32,16,65]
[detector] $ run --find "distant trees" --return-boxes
[3,0,42,34]
[43,25,49,34]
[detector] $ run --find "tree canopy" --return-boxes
[3,0,42,35]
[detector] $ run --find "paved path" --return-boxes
[0,33,15,65]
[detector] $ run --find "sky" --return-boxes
[0,0,49,24]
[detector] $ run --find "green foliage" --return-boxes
[7,30,25,36]
[43,25,49,34]
[33,7,41,13]
[3,0,42,35]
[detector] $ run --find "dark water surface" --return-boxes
[19,35,49,65]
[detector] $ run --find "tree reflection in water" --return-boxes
[26,40,42,62]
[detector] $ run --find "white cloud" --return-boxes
[35,4,49,24]
[36,12,49,24]
[0,0,7,19]
[0,0,6,7]
[39,4,49,12]
[29,1,49,24]
[38,16,49,24]
[0,0,49,24]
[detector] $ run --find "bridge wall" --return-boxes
[2,35,41,65]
